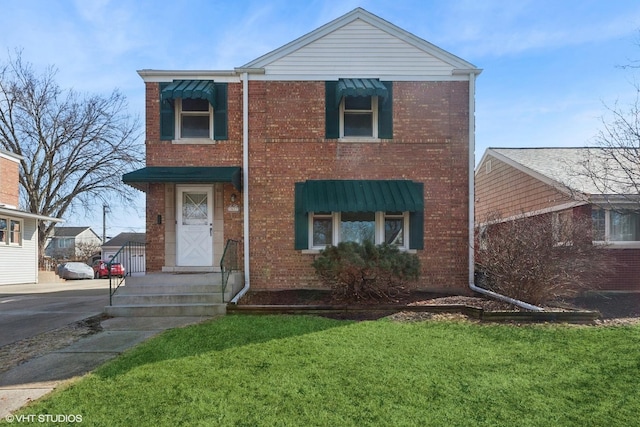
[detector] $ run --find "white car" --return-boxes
[58,262,94,280]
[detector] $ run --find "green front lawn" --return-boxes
[10,315,640,426]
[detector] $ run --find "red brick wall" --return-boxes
[600,249,640,291]
[143,80,472,293]
[248,81,470,293]
[0,156,20,207]
[144,82,244,271]
[145,183,166,270]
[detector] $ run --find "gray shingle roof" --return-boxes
[489,147,639,196]
[52,226,92,237]
[103,232,146,247]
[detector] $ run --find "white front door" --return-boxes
[177,186,213,267]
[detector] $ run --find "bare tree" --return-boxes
[0,52,143,261]
[476,210,610,305]
[74,241,102,263]
[581,95,640,206]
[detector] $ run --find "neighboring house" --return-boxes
[45,226,102,261]
[0,149,62,285]
[102,232,146,275]
[124,8,481,295]
[475,147,640,292]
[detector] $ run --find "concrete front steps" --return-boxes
[104,272,241,317]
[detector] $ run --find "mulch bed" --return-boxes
[233,289,608,323]
[237,289,519,310]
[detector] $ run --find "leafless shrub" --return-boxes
[476,210,611,305]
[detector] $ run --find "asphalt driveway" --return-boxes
[0,280,111,347]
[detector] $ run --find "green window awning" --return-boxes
[300,180,423,213]
[123,166,241,192]
[161,80,216,108]
[335,78,388,107]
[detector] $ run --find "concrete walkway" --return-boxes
[0,316,209,418]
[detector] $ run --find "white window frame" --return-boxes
[0,216,22,247]
[309,211,409,250]
[381,212,408,247]
[175,98,214,141]
[339,95,379,140]
[592,208,640,248]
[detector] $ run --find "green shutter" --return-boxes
[159,82,175,140]
[294,183,309,250]
[378,81,393,139]
[213,83,228,140]
[325,81,340,139]
[409,211,424,250]
[409,182,424,249]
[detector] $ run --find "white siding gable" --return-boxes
[241,8,480,81]
[263,19,455,79]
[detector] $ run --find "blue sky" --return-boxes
[2,0,640,236]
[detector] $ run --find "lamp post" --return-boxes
[102,204,110,244]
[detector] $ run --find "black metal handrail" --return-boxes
[220,239,239,303]
[108,241,146,305]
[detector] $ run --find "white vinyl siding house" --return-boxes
[44,226,102,261]
[0,215,35,285]
[0,207,62,285]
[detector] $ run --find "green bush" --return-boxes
[312,241,420,302]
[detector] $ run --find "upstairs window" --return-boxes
[341,96,377,138]
[160,80,228,142]
[179,98,212,139]
[325,79,393,140]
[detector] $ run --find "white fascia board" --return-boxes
[476,200,590,227]
[453,68,483,76]
[0,149,23,162]
[137,70,240,83]
[0,207,64,222]
[590,194,640,206]
[245,74,474,82]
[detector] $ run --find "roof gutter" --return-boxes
[465,71,543,312]
[230,71,251,304]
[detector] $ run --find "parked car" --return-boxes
[92,260,125,278]
[58,262,94,280]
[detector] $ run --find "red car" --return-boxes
[92,260,125,278]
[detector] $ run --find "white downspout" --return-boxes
[465,71,543,312]
[230,72,250,304]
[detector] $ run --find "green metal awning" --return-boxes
[161,80,216,107]
[335,78,388,106]
[301,180,423,213]
[123,166,241,192]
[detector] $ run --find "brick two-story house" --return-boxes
[124,8,481,298]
